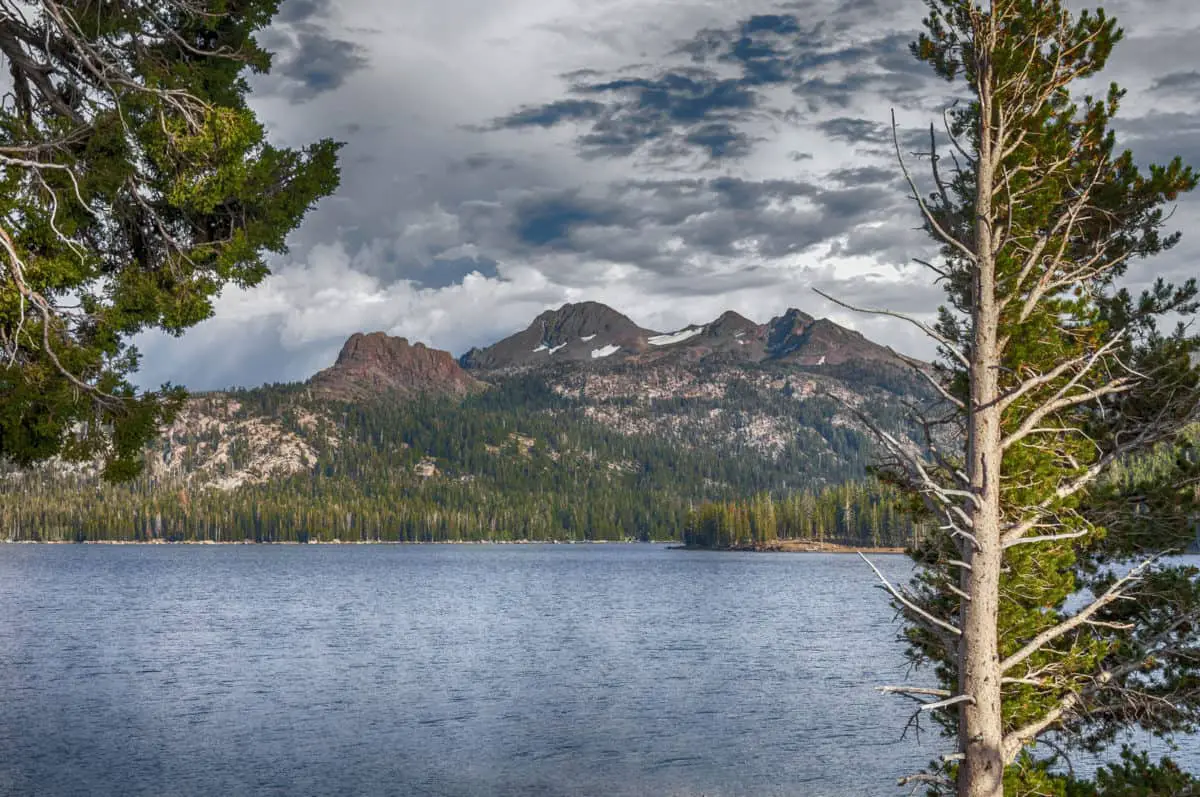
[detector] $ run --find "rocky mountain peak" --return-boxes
[534,301,647,340]
[335,332,415,363]
[460,301,654,370]
[706,310,762,338]
[765,310,899,366]
[312,332,484,401]
[764,309,816,357]
[459,301,913,374]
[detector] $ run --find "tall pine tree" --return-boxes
[827,1,1200,794]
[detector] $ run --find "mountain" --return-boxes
[310,332,484,401]
[460,301,656,369]
[1,301,936,544]
[460,301,907,372]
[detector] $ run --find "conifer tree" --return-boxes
[0,0,341,478]
[823,1,1200,794]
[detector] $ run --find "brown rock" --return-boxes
[310,332,485,401]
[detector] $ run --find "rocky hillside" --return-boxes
[452,302,925,461]
[8,301,931,494]
[0,300,941,543]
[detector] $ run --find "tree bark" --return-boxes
[958,29,1006,797]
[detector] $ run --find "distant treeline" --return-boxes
[0,473,692,543]
[682,480,927,549]
[0,475,919,545]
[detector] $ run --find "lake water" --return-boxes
[0,545,1193,797]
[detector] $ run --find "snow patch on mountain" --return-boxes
[581,335,596,342]
[648,327,702,346]
[591,344,621,359]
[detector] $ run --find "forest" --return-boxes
[0,373,897,543]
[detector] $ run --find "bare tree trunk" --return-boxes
[959,30,1005,797]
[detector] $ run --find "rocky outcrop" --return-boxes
[764,311,899,366]
[311,332,485,401]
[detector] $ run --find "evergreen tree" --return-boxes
[0,0,341,478]
[833,2,1200,794]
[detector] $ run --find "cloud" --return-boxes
[275,28,369,100]
[274,0,334,24]
[255,2,369,102]
[1149,70,1200,96]
[132,0,1200,390]
[490,9,940,163]
[494,68,761,160]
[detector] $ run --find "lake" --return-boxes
[0,544,1193,796]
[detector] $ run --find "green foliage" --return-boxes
[1084,748,1200,797]
[997,748,1200,797]
[0,1,341,477]
[683,480,928,549]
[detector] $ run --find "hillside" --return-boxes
[0,302,937,544]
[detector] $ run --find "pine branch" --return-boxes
[859,552,962,650]
[999,556,1159,675]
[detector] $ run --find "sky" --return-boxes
[134,0,1200,390]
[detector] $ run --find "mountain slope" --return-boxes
[460,301,657,368]
[1,301,936,543]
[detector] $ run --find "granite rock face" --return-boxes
[310,332,484,401]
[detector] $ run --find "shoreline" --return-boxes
[670,540,906,554]
[0,538,673,546]
[0,539,907,553]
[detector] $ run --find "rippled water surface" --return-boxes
[0,545,1193,796]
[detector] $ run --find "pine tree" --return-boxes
[0,1,341,478]
[824,1,1200,794]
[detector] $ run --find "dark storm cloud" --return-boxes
[1114,112,1200,170]
[257,5,369,104]
[274,27,369,100]
[816,116,889,145]
[275,0,332,24]
[1149,70,1200,96]
[497,99,606,128]
[513,192,624,247]
[817,115,953,161]
[490,173,903,270]
[825,165,896,185]
[828,210,936,267]
[1109,110,1200,288]
[491,11,933,162]
[418,256,501,289]
[494,68,760,159]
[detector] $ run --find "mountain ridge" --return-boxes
[2,299,935,536]
[456,300,911,377]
